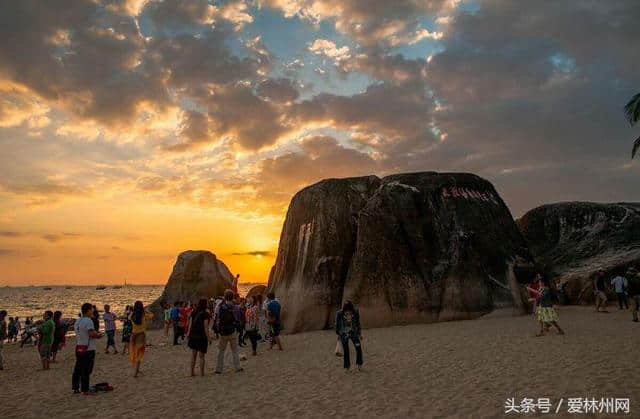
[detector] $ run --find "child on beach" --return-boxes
[39,310,54,370]
[129,301,153,378]
[335,301,363,372]
[535,277,565,336]
[103,305,118,354]
[0,310,7,370]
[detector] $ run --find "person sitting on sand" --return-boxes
[72,303,103,394]
[39,310,54,370]
[129,300,154,378]
[103,305,118,354]
[266,292,283,351]
[335,300,363,372]
[535,277,565,336]
[0,310,7,370]
[186,299,212,377]
[214,289,243,374]
[526,274,542,315]
[120,305,133,356]
[594,272,608,312]
[51,311,66,363]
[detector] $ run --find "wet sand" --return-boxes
[1,306,637,418]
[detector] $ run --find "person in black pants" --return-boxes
[72,303,103,394]
[335,300,363,371]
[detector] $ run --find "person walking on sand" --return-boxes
[129,301,153,378]
[103,305,118,354]
[611,273,629,310]
[245,296,261,356]
[594,272,608,312]
[39,310,55,370]
[214,290,243,374]
[526,274,542,315]
[266,292,283,351]
[73,303,103,395]
[51,311,67,363]
[120,305,133,356]
[163,302,171,337]
[187,299,212,377]
[170,301,181,345]
[626,268,640,322]
[535,277,565,336]
[0,310,7,370]
[335,300,363,372]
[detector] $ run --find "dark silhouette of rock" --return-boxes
[268,172,534,333]
[268,176,381,332]
[518,202,640,304]
[246,284,266,299]
[148,250,235,327]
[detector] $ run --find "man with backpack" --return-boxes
[214,289,243,374]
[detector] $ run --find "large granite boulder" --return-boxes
[268,172,535,333]
[148,250,235,327]
[245,284,267,299]
[268,176,381,332]
[518,202,640,304]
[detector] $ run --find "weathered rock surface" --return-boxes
[246,284,267,299]
[268,172,534,333]
[149,250,235,327]
[518,202,640,304]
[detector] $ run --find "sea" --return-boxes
[0,283,260,320]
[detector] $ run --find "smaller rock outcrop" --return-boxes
[518,202,640,304]
[246,284,267,299]
[148,250,235,327]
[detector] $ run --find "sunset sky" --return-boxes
[1,1,639,285]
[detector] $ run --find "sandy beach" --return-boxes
[1,306,637,419]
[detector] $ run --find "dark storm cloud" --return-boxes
[256,78,300,104]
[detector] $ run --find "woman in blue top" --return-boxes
[335,300,363,371]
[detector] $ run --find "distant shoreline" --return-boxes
[0,282,268,288]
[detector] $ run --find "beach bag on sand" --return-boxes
[335,340,343,357]
[92,382,114,392]
[218,304,237,336]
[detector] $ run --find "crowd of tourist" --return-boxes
[2,267,638,391]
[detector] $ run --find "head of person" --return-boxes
[104,304,110,313]
[534,273,542,283]
[53,310,62,324]
[43,310,53,320]
[342,300,355,313]
[0,310,6,321]
[224,289,234,302]
[267,292,275,300]
[132,300,144,325]
[196,298,207,313]
[81,303,94,317]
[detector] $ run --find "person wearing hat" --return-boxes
[626,267,640,322]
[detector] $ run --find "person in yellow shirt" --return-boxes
[128,300,153,378]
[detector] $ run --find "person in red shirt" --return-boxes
[179,303,192,338]
[526,274,542,315]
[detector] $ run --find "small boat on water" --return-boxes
[112,285,122,289]
[96,285,106,290]
[65,286,73,289]
[43,287,52,290]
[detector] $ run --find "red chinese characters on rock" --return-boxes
[440,186,499,204]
